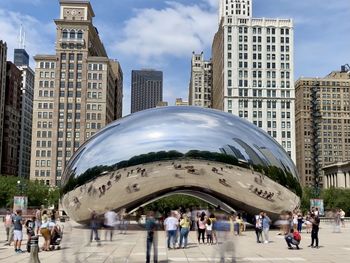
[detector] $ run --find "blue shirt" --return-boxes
[262,216,271,229]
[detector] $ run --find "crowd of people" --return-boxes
[3,206,61,253]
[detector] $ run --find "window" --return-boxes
[69,30,75,39]
[77,30,83,39]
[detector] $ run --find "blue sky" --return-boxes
[0,0,349,115]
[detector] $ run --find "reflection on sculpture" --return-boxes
[61,106,301,223]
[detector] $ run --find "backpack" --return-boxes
[293,231,301,241]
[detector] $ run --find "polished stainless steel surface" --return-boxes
[61,107,301,223]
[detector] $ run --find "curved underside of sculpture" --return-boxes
[61,107,301,223]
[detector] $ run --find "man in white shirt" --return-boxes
[164,212,178,249]
[104,209,117,241]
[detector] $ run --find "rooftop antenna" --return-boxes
[18,24,26,49]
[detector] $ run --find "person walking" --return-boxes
[4,209,13,244]
[13,210,24,253]
[164,212,178,249]
[179,214,191,249]
[308,213,320,248]
[262,212,271,244]
[145,211,158,263]
[254,213,263,243]
[340,209,346,228]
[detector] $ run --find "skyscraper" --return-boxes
[14,49,29,67]
[2,62,22,176]
[15,49,35,179]
[189,52,212,107]
[295,67,350,187]
[131,70,163,113]
[212,0,295,162]
[0,41,7,170]
[30,0,123,186]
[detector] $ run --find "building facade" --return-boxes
[131,70,163,113]
[295,69,350,187]
[14,49,29,67]
[2,62,22,176]
[189,52,212,107]
[0,41,7,170]
[212,0,295,161]
[323,162,350,189]
[175,98,189,106]
[30,0,123,186]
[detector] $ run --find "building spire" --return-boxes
[18,24,26,49]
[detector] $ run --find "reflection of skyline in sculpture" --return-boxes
[61,107,301,223]
[232,138,267,167]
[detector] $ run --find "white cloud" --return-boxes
[114,1,218,63]
[0,8,54,66]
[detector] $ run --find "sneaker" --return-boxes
[315,246,319,249]
[264,240,269,244]
[288,247,293,250]
[16,249,24,253]
[308,245,313,247]
[15,249,18,253]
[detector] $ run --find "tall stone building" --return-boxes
[0,41,7,170]
[189,52,212,107]
[212,0,295,161]
[175,98,188,106]
[131,70,163,113]
[295,67,350,187]
[14,49,35,178]
[30,0,123,186]
[2,62,22,176]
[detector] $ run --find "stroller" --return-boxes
[26,218,36,252]
[50,224,64,250]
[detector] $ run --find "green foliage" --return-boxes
[144,195,211,215]
[0,176,60,208]
[301,187,350,215]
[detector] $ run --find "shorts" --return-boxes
[40,228,51,241]
[13,230,23,241]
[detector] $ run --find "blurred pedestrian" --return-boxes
[340,209,346,228]
[145,211,158,263]
[4,209,14,244]
[254,213,263,243]
[262,212,271,243]
[119,208,128,235]
[90,210,100,242]
[104,208,117,241]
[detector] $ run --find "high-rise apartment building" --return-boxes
[30,0,123,186]
[295,67,350,187]
[212,0,295,161]
[0,41,7,170]
[14,49,35,178]
[131,70,163,113]
[2,62,22,176]
[189,52,212,108]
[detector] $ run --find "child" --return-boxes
[206,218,213,244]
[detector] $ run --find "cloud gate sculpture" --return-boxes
[61,107,301,223]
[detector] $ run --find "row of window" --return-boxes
[234,27,290,35]
[62,29,83,39]
[61,53,83,61]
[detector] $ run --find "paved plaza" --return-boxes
[0,221,349,263]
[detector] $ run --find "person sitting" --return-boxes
[285,228,301,249]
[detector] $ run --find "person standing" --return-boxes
[13,210,24,253]
[4,209,14,244]
[164,212,178,249]
[104,208,117,241]
[35,208,42,235]
[119,208,128,235]
[262,212,271,243]
[145,211,158,263]
[197,212,206,244]
[179,214,191,249]
[297,212,303,233]
[308,213,320,248]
